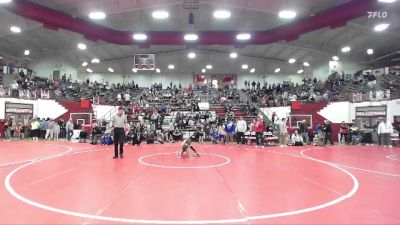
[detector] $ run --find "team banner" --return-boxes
[198,102,209,110]
[370,90,390,101]
[5,108,33,114]
[194,74,237,88]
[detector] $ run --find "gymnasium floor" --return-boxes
[0,141,399,224]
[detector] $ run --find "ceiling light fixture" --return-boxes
[278,10,297,19]
[250,68,255,73]
[236,33,251,40]
[201,68,206,73]
[341,46,351,53]
[288,58,296,64]
[378,0,397,3]
[374,23,390,32]
[108,67,114,73]
[367,49,374,55]
[188,52,196,59]
[152,10,169,19]
[82,62,88,67]
[303,62,310,67]
[168,64,175,70]
[156,68,161,73]
[230,52,238,58]
[206,64,212,70]
[86,68,93,73]
[24,50,30,56]
[132,68,138,73]
[213,10,231,19]
[332,56,339,61]
[88,11,106,20]
[91,58,100,64]
[275,68,281,73]
[77,43,87,50]
[0,0,12,4]
[133,33,147,41]
[10,26,21,33]
[241,64,248,70]
[184,33,198,41]
[297,69,304,74]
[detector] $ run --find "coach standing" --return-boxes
[112,107,128,159]
[236,117,247,145]
[322,120,334,146]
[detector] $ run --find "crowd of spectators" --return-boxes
[243,73,350,107]
[1,66,399,147]
[1,117,74,142]
[0,72,141,104]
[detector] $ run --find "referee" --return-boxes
[112,107,128,159]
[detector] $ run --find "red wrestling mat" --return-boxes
[0,142,399,224]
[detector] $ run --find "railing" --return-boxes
[96,106,117,123]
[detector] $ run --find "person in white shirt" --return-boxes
[117,93,122,104]
[10,81,19,97]
[236,117,247,145]
[378,120,393,148]
[124,92,131,106]
[45,119,55,140]
[66,118,74,141]
[275,114,289,147]
[291,130,304,146]
[53,123,60,141]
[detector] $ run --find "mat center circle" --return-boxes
[138,152,230,169]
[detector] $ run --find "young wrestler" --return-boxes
[177,139,200,159]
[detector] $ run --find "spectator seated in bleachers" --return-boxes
[90,124,103,145]
[79,128,88,143]
[210,125,226,144]
[172,127,182,142]
[291,130,304,146]
[155,130,165,144]
[129,124,142,146]
[190,127,205,144]
[243,72,351,107]
[145,128,156,144]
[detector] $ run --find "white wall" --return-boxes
[236,74,311,89]
[318,101,351,123]
[26,55,363,89]
[78,72,195,88]
[313,59,362,80]
[29,57,78,80]
[78,72,312,89]
[37,99,68,120]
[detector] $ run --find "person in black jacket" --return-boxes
[322,120,334,146]
[146,128,155,144]
[90,124,103,144]
[58,119,66,139]
[299,119,309,144]
[172,127,182,142]
[79,128,88,143]
[131,125,142,146]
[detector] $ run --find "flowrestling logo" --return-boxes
[367,11,388,19]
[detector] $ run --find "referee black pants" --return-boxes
[114,128,126,157]
[236,132,244,144]
[324,132,334,146]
